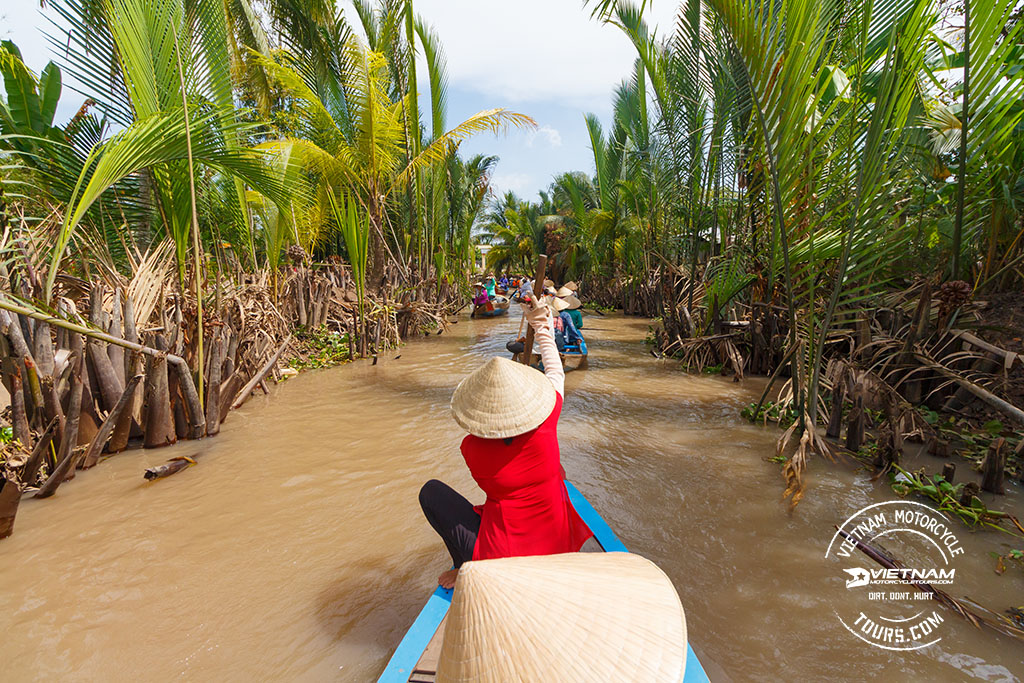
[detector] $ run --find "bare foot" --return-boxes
[438,568,459,589]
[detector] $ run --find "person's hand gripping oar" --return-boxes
[518,292,555,366]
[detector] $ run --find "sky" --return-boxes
[1,0,680,202]
[391,1,679,200]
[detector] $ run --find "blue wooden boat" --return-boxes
[471,295,510,318]
[561,332,588,370]
[378,481,709,682]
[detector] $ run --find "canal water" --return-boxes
[1,312,1021,680]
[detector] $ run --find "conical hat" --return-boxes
[565,295,582,310]
[436,553,687,682]
[564,281,579,291]
[450,357,555,438]
[555,286,574,297]
[543,278,554,288]
[548,296,570,312]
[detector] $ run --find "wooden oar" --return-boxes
[520,254,548,366]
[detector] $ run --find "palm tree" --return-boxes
[254,35,532,299]
[42,0,291,296]
[443,154,500,279]
[582,0,989,505]
[481,195,548,275]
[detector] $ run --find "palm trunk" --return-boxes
[142,353,176,449]
[35,334,84,499]
[80,373,143,469]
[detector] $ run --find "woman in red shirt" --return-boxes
[419,295,592,588]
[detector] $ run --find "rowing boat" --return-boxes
[377,481,709,682]
[508,331,589,370]
[561,332,588,370]
[470,295,510,318]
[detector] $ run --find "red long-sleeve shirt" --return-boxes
[461,394,592,560]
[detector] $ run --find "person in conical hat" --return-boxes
[419,293,593,589]
[563,293,583,330]
[469,283,490,318]
[547,295,577,351]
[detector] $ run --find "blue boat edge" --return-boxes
[565,481,709,683]
[377,481,709,682]
[562,333,588,357]
[378,582,452,683]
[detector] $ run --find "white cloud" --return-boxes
[12,2,682,128]
[490,172,533,196]
[345,0,679,108]
[528,125,563,148]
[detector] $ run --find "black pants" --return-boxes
[419,480,480,568]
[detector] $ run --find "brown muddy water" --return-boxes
[1,313,1023,681]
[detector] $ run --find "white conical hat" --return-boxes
[555,286,574,297]
[564,294,582,310]
[564,281,579,291]
[450,357,555,438]
[436,552,687,682]
[548,296,570,313]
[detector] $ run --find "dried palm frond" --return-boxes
[127,240,175,328]
[780,414,837,510]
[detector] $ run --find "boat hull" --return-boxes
[471,305,508,318]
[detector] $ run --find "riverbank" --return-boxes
[0,256,462,536]
[1,312,1021,680]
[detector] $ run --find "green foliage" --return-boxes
[0,40,98,216]
[644,324,658,346]
[251,34,532,283]
[742,400,799,427]
[983,419,1005,437]
[560,0,1024,505]
[891,466,1024,537]
[0,426,13,445]
[2,0,529,302]
[327,189,368,322]
[480,192,549,275]
[290,325,351,370]
[913,406,1022,467]
[991,548,1024,576]
[0,41,60,136]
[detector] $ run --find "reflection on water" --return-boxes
[0,313,1022,681]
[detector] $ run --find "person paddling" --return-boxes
[470,283,489,318]
[566,296,584,330]
[419,294,593,589]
